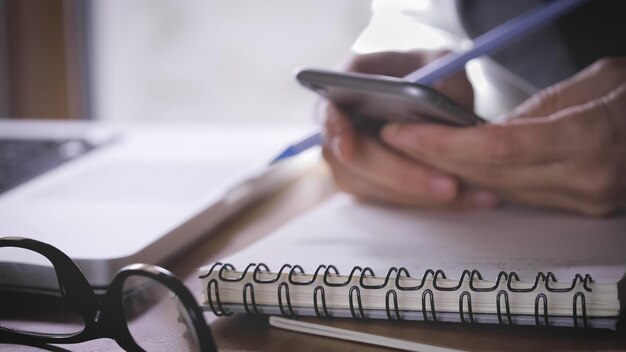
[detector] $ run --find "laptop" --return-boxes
[0,118,317,292]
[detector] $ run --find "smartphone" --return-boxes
[296,68,485,128]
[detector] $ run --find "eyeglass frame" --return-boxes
[0,236,218,352]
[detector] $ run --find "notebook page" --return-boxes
[218,194,626,284]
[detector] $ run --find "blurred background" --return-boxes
[0,0,369,124]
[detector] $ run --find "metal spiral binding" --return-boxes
[203,262,597,327]
[254,263,292,284]
[206,279,232,316]
[534,293,549,326]
[573,292,588,328]
[324,265,363,287]
[198,262,223,279]
[360,267,398,289]
[349,286,367,319]
[433,270,464,291]
[507,272,593,293]
[496,290,512,325]
[313,286,330,318]
[581,274,594,292]
[385,289,401,320]
[206,264,595,294]
[545,272,593,293]
[507,272,546,292]
[218,263,253,282]
[459,291,474,323]
[242,283,259,314]
[277,282,296,316]
[421,289,437,322]
[289,265,327,285]
[395,268,435,291]
[470,271,509,292]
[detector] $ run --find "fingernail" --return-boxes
[330,136,345,161]
[472,191,499,208]
[428,177,456,201]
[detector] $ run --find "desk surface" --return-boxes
[4,164,626,351]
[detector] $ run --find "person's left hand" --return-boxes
[380,57,626,216]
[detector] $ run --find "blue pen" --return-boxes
[270,0,588,165]
[270,132,324,163]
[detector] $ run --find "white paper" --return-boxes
[217,194,626,284]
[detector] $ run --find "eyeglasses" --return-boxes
[0,237,218,352]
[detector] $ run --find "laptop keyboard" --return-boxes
[0,138,97,194]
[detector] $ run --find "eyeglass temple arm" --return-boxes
[1,237,101,320]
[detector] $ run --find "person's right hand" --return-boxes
[322,50,499,208]
[378,57,626,216]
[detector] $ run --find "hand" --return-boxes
[381,57,626,216]
[323,50,499,208]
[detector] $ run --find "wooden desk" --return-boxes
[4,164,626,351]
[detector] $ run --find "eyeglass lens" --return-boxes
[0,247,86,335]
[122,275,201,352]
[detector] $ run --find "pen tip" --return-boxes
[269,148,295,165]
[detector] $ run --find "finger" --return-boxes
[322,131,464,204]
[391,67,626,169]
[324,147,498,209]
[509,57,626,119]
[381,97,620,189]
[345,136,460,203]
[381,84,626,210]
[439,162,568,192]
[323,146,435,207]
[448,159,619,208]
[323,104,357,161]
[380,119,573,168]
[347,50,448,77]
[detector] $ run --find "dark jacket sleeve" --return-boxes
[456,0,626,89]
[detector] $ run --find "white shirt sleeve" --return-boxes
[351,0,468,54]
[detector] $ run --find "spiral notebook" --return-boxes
[199,195,626,330]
